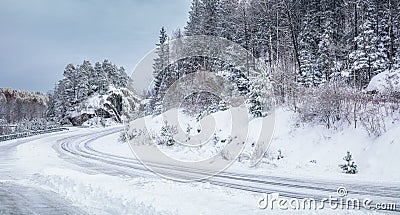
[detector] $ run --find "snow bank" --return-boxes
[127,106,267,162]
[366,70,400,93]
[126,105,400,182]
[234,108,400,183]
[29,168,264,215]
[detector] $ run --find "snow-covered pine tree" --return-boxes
[76,60,92,101]
[218,100,229,111]
[53,79,69,120]
[317,0,340,82]
[207,103,218,114]
[150,27,170,116]
[248,73,273,118]
[87,61,99,95]
[202,0,220,37]
[339,151,358,174]
[94,62,109,94]
[185,0,205,36]
[248,0,273,59]
[298,3,325,87]
[46,90,56,119]
[235,0,251,50]
[218,0,239,41]
[349,1,389,88]
[116,66,129,88]
[102,60,119,88]
[159,121,178,146]
[153,27,169,76]
[62,64,79,108]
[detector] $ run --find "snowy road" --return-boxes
[55,127,400,213]
[1,127,399,214]
[0,182,87,215]
[0,133,88,215]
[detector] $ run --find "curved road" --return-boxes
[1,127,399,214]
[0,132,88,215]
[56,127,400,213]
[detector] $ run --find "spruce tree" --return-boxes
[150,27,170,115]
[94,62,109,94]
[248,73,273,118]
[185,0,205,36]
[339,151,358,174]
[202,0,220,37]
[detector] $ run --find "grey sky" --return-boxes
[0,0,190,93]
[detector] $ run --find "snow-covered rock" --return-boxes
[366,69,400,93]
[67,87,142,126]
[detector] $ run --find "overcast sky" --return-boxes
[0,0,190,93]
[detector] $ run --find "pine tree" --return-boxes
[218,0,239,40]
[63,64,78,108]
[94,62,109,94]
[317,31,334,81]
[202,0,220,37]
[116,66,129,88]
[159,121,178,146]
[150,27,170,115]
[349,1,389,87]
[235,0,251,49]
[218,100,229,111]
[185,0,205,36]
[339,151,358,174]
[153,27,169,76]
[248,73,273,118]
[77,60,92,100]
[102,59,120,88]
[54,79,69,119]
[298,2,325,87]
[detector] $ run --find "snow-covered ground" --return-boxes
[1,107,399,214]
[126,107,400,183]
[242,107,400,183]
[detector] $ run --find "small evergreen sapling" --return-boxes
[339,151,358,174]
[218,100,229,111]
[159,121,178,146]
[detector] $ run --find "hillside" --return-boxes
[0,88,48,123]
[47,60,142,126]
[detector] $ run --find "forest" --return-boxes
[146,0,400,135]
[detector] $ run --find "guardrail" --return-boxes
[0,128,69,142]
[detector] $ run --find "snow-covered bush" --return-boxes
[157,121,178,146]
[296,82,345,129]
[359,104,386,136]
[295,80,397,136]
[339,151,358,174]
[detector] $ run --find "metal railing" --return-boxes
[0,128,69,142]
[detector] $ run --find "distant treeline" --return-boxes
[0,88,48,123]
